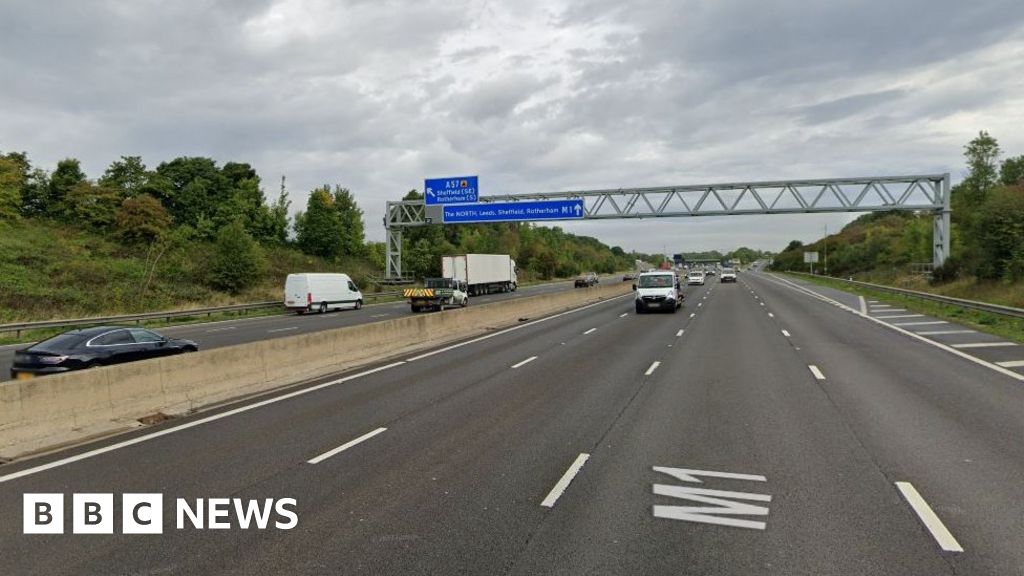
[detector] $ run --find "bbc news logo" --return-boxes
[23,494,298,534]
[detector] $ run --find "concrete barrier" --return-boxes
[0,282,632,458]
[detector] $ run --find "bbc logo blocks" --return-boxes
[23,493,163,534]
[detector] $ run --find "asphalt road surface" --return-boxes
[2,271,1023,575]
[0,276,620,380]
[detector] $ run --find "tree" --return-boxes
[67,181,122,229]
[294,185,366,259]
[20,168,50,217]
[115,193,173,242]
[1001,155,1024,187]
[99,156,149,197]
[49,158,87,218]
[959,131,1001,209]
[0,155,26,220]
[974,185,1024,280]
[208,220,264,293]
[784,240,803,252]
[295,187,343,258]
[153,157,230,232]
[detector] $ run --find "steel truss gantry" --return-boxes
[385,174,951,279]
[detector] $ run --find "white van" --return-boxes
[633,271,682,313]
[284,273,363,314]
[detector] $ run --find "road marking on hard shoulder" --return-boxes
[997,360,1024,368]
[307,427,387,464]
[541,453,590,508]
[697,303,703,307]
[267,326,299,333]
[859,296,867,315]
[874,314,924,319]
[781,330,791,337]
[369,313,390,318]
[768,313,774,318]
[895,482,963,553]
[620,313,629,318]
[0,361,407,484]
[583,328,597,335]
[511,356,538,368]
[874,308,907,313]
[916,330,975,336]
[808,365,826,380]
[645,361,661,376]
[872,304,894,308]
[206,326,237,333]
[689,313,696,318]
[951,342,1017,349]
[676,329,684,337]
[761,274,1024,383]
[893,321,948,327]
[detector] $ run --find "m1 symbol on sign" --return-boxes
[441,199,585,224]
[651,466,772,530]
[424,176,479,205]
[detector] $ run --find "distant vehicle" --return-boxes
[633,271,682,313]
[622,272,635,281]
[404,278,468,312]
[705,268,716,276]
[720,267,737,283]
[10,326,198,380]
[575,272,599,288]
[442,254,517,295]
[285,273,363,314]
[687,271,706,285]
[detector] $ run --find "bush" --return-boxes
[207,221,264,294]
[931,256,962,284]
[116,194,172,242]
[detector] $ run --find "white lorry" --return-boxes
[284,273,363,314]
[442,254,517,295]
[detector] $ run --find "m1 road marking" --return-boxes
[952,342,1017,349]
[808,365,826,380]
[583,328,597,335]
[676,329,684,337]
[541,453,590,508]
[997,360,1024,368]
[893,321,947,327]
[781,330,791,337]
[916,330,974,336]
[307,427,387,465]
[652,467,771,530]
[645,361,661,376]
[511,356,538,368]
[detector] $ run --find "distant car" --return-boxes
[705,268,716,276]
[10,326,198,380]
[622,273,636,281]
[686,271,706,286]
[575,272,599,288]
[720,267,737,282]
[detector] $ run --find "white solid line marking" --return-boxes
[808,365,826,380]
[997,360,1024,368]
[916,330,975,336]
[0,361,407,484]
[511,356,538,368]
[268,326,299,333]
[307,427,387,464]
[583,328,597,335]
[875,314,924,319]
[893,321,948,326]
[406,294,631,362]
[675,329,684,337]
[645,361,661,376]
[868,300,879,303]
[873,308,907,312]
[207,326,237,333]
[781,330,791,337]
[541,453,590,508]
[859,296,867,315]
[895,482,963,552]
[872,304,894,308]
[951,342,1017,349]
[619,313,629,318]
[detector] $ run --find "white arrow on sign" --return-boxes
[651,466,771,530]
[426,187,435,198]
[573,203,582,216]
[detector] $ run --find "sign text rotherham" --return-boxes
[442,199,585,224]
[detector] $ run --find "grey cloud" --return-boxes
[797,89,908,125]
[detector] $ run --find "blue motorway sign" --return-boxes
[442,199,585,224]
[424,176,479,205]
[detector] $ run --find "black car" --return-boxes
[10,326,198,380]
[574,272,599,288]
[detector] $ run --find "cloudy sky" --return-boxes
[2,0,1023,254]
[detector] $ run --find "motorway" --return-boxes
[0,276,612,381]
[2,270,1024,574]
